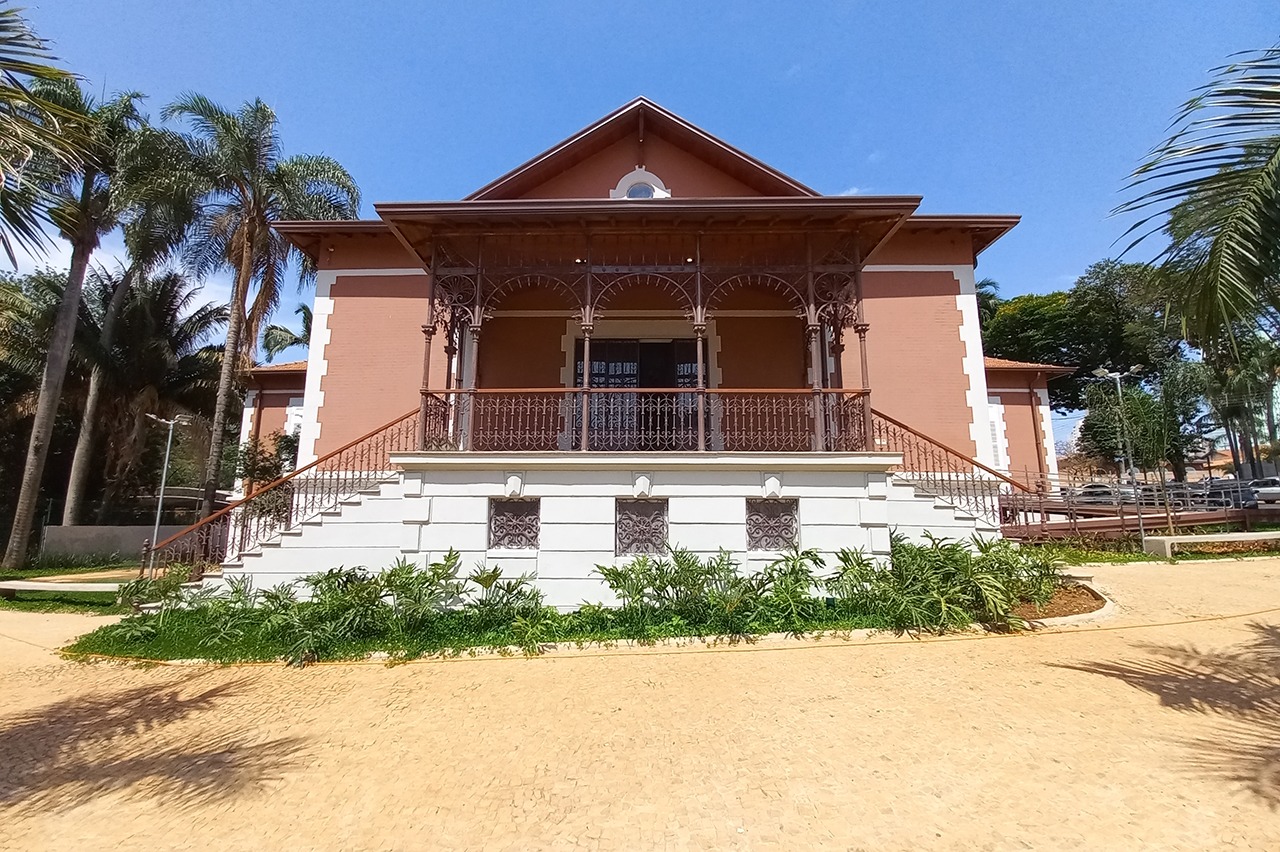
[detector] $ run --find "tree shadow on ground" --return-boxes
[0,671,307,814]
[1058,622,1280,807]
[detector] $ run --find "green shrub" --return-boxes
[824,534,1065,635]
[72,536,1068,664]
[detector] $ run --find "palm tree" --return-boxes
[81,266,225,517]
[1118,47,1280,342]
[975,277,1000,332]
[61,128,200,524]
[2,82,144,568]
[152,94,359,516]
[0,5,84,267]
[262,303,311,362]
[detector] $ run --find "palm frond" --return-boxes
[1117,47,1280,342]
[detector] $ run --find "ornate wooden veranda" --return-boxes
[374,198,920,453]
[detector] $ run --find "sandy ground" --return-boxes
[2,559,1280,851]
[32,569,138,583]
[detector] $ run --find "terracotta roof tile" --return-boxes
[984,356,1074,374]
[250,360,307,374]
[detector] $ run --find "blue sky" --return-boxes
[19,0,1276,427]
[25,1,1275,296]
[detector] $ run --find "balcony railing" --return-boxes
[420,388,871,453]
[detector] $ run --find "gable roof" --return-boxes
[467,97,817,200]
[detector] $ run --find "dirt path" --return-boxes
[2,560,1279,850]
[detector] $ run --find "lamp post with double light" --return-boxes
[145,413,192,576]
[1091,365,1144,540]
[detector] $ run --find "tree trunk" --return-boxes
[61,266,137,525]
[1,226,97,568]
[1241,414,1259,479]
[1226,423,1242,476]
[1265,384,1278,473]
[1267,382,1279,446]
[200,233,253,518]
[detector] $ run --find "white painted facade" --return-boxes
[217,453,997,608]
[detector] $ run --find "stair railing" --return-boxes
[870,409,1033,528]
[145,407,423,578]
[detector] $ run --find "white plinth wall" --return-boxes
[218,453,997,608]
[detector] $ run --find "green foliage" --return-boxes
[70,539,1070,664]
[983,261,1181,411]
[235,428,300,520]
[824,534,1062,635]
[262,304,311,362]
[1,550,132,578]
[0,589,122,613]
[1077,361,1209,479]
[1118,47,1280,342]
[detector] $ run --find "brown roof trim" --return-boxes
[465,97,818,200]
[272,220,393,257]
[984,356,1074,376]
[901,215,1020,257]
[375,195,922,227]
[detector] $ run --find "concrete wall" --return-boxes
[42,525,186,558]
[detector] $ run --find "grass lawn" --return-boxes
[0,589,125,614]
[1039,541,1280,566]
[0,551,137,582]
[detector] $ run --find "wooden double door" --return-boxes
[574,338,704,450]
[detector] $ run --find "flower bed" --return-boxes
[69,535,1069,665]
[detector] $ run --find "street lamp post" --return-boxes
[1092,366,1144,541]
[145,413,191,577]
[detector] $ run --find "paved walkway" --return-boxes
[3,559,1280,850]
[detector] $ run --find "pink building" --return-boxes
[191,99,1063,605]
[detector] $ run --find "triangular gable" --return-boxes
[467,97,817,201]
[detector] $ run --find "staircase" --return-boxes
[869,409,1032,531]
[147,404,1020,585]
[147,408,422,580]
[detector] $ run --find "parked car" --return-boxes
[1138,481,1203,508]
[1073,483,1137,505]
[1204,480,1259,509]
[1253,478,1280,504]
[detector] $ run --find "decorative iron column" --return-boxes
[579,237,594,451]
[462,323,480,451]
[417,240,437,449]
[851,238,873,449]
[462,237,484,451]
[578,318,592,451]
[694,234,707,452]
[805,235,826,452]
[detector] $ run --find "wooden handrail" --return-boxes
[871,407,1033,493]
[151,407,419,553]
[424,387,872,395]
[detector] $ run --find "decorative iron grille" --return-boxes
[615,499,668,556]
[488,499,541,549]
[746,499,799,551]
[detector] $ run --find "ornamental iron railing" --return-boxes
[869,409,1033,528]
[146,389,1052,576]
[420,388,872,454]
[144,407,422,579]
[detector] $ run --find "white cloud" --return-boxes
[839,186,860,196]
[866,150,885,165]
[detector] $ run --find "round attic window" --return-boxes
[610,167,671,199]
